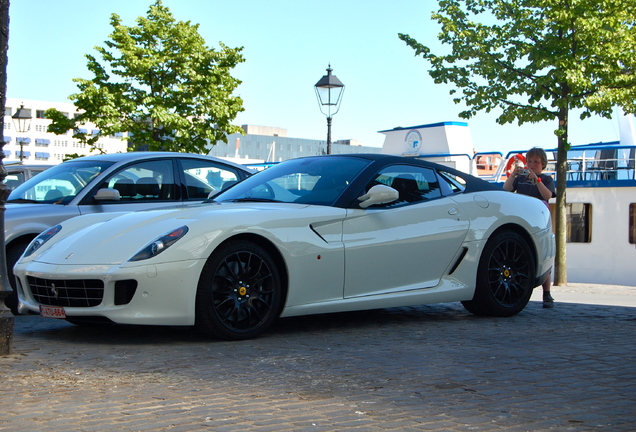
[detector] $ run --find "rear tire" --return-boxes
[195,240,282,340]
[462,230,535,317]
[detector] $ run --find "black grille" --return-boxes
[27,276,104,307]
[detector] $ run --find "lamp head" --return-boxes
[12,104,33,133]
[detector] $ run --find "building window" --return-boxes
[35,138,50,147]
[4,107,11,116]
[567,203,592,243]
[630,204,636,244]
[36,110,46,119]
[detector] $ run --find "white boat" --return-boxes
[379,119,636,287]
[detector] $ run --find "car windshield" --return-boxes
[7,160,114,205]
[214,156,371,206]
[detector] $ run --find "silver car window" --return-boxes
[180,159,241,201]
[99,159,176,202]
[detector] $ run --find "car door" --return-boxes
[342,165,470,298]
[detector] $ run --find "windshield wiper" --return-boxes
[229,198,282,203]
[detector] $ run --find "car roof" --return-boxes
[62,151,253,173]
[5,164,54,169]
[300,153,502,193]
[4,161,54,167]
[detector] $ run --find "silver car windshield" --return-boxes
[215,156,371,206]
[7,160,114,205]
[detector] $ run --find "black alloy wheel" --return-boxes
[462,230,536,317]
[195,240,282,340]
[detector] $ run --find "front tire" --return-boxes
[195,240,282,340]
[462,230,535,317]
[4,240,31,315]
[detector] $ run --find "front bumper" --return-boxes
[14,259,205,326]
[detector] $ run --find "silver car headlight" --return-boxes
[23,225,63,258]
[129,226,189,262]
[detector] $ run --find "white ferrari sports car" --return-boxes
[14,154,555,340]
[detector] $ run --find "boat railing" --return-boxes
[412,144,635,184]
[485,144,636,184]
[558,147,635,182]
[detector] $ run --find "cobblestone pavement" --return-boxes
[1,287,635,432]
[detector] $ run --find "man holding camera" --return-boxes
[503,147,557,308]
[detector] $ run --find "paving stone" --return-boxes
[1,287,635,431]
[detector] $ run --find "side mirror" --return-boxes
[94,188,121,201]
[358,184,399,208]
[207,189,221,199]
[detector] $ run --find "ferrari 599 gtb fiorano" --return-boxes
[14,154,555,340]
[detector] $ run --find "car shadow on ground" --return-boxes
[13,302,478,346]
[17,300,631,347]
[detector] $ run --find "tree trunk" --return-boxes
[554,110,569,286]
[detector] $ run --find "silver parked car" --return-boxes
[4,151,254,313]
[3,163,53,190]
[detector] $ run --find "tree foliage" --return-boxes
[47,0,245,154]
[399,0,636,285]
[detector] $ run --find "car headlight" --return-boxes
[129,226,189,262]
[24,225,63,258]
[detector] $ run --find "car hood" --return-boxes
[24,201,346,266]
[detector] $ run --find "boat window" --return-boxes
[565,203,592,243]
[630,204,636,244]
[550,203,592,243]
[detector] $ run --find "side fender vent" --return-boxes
[309,224,328,244]
[448,247,468,275]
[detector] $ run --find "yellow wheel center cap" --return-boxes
[239,286,247,296]
[503,269,511,278]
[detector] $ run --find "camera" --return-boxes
[521,169,530,175]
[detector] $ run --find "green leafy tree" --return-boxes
[47,0,245,154]
[399,0,636,285]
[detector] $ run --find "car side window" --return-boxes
[179,159,242,201]
[367,165,442,207]
[105,159,176,202]
[437,170,466,195]
[4,172,25,190]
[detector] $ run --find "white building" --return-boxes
[2,98,128,164]
[3,98,382,166]
[208,125,381,164]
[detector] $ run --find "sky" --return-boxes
[6,0,628,154]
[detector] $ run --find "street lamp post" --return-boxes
[12,104,31,161]
[0,0,14,355]
[314,65,345,155]
[0,105,30,354]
